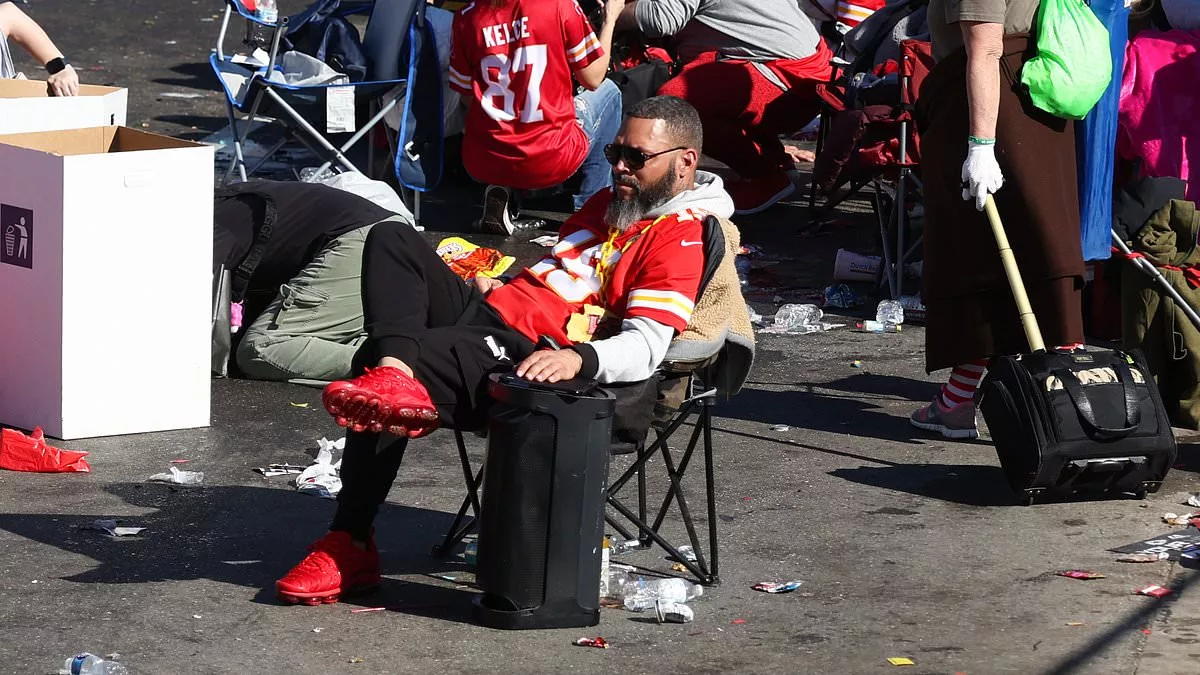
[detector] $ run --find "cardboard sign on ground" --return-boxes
[1112,527,1200,560]
[0,79,128,134]
[0,126,213,439]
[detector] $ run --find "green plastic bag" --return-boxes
[1019,0,1112,120]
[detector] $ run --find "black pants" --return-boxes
[330,221,536,540]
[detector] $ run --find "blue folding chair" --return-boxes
[209,0,429,186]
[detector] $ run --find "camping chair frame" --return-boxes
[210,0,408,185]
[807,37,930,299]
[431,366,723,587]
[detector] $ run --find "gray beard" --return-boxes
[605,174,679,231]
[605,196,648,232]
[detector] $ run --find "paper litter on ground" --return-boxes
[294,437,345,499]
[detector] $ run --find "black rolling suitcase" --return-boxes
[975,197,1177,505]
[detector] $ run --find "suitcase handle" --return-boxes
[1053,359,1142,439]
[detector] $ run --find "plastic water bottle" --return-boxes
[875,300,904,325]
[620,576,704,611]
[463,540,477,567]
[256,0,279,24]
[61,654,128,675]
[773,304,823,333]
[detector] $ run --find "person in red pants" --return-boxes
[619,0,833,214]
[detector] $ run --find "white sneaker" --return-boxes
[478,185,516,236]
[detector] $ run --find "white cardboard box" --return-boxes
[0,79,128,134]
[0,126,214,439]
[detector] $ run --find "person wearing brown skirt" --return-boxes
[909,0,1086,438]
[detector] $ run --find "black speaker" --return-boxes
[473,374,614,630]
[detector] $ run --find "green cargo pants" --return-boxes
[236,217,402,382]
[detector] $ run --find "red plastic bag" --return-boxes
[0,427,91,473]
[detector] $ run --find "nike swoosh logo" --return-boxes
[681,240,703,247]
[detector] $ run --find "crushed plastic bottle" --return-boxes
[875,300,904,325]
[61,653,128,675]
[823,284,861,309]
[256,0,279,24]
[772,304,823,333]
[608,538,642,556]
[619,576,703,611]
[860,320,901,334]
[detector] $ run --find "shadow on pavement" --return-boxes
[0,483,483,625]
[830,464,1017,507]
[153,62,219,90]
[717,374,951,445]
[1043,570,1199,675]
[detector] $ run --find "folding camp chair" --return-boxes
[432,216,748,587]
[806,0,932,298]
[209,0,420,185]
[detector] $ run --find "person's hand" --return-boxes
[473,276,503,295]
[961,140,1003,211]
[46,64,79,97]
[604,0,626,23]
[516,349,583,383]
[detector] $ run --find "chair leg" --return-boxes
[431,429,484,557]
[262,88,360,173]
[702,401,719,584]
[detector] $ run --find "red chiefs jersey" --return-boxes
[486,192,706,346]
[448,0,603,190]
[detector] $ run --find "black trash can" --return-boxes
[472,374,614,630]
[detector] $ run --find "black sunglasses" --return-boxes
[603,144,687,170]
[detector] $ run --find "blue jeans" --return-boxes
[573,78,622,210]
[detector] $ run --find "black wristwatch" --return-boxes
[45,57,69,75]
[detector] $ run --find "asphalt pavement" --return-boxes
[1,2,1199,674]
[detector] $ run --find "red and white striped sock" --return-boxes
[938,359,988,409]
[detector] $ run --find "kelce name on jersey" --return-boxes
[482,17,531,48]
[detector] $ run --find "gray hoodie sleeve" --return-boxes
[571,316,674,384]
[634,0,702,38]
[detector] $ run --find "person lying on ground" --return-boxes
[448,0,625,235]
[214,180,415,382]
[0,1,78,96]
[274,96,735,606]
[618,0,833,215]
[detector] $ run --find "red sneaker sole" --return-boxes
[323,387,438,436]
[276,581,381,606]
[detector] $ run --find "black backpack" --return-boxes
[284,0,369,82]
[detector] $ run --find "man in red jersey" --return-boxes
[449,0,626,234]
[275,97,735,605]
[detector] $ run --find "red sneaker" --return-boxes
[728,173,796,215]
[276,531,381,605]
[322,366,440,438]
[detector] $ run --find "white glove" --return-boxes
[961,140,1004,211]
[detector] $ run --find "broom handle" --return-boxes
[983,195,1047,352]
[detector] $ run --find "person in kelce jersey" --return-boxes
[274,96,735,606]
[448,0,626,235]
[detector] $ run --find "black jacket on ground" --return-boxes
[213,179,393,326]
